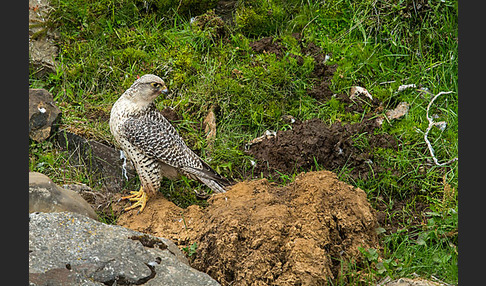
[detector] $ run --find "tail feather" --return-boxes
[199,177,227,194]
[182,161,234,194]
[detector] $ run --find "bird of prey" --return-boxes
[109,74,232,212]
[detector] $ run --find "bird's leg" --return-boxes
[121,186,147,213]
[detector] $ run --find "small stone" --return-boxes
[29,89,61,142]
[397,84,417,92]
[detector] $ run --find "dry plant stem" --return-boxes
[424,90,458,166]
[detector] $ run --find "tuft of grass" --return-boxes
[380,207,458,282]
[29,139,98,187]
[182,242,198,257]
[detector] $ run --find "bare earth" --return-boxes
[118,170,380,285]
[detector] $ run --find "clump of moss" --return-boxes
[234,0,299,37]
[191,9,228,40]
[111,47,150,65]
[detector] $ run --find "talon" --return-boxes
[121,187,147,213]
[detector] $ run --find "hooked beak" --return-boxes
[160,86,168,95]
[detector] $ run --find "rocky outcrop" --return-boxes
[29,172,98,220]
[29,0,59,78]
[29,212,220,286]
[29,89,61,142]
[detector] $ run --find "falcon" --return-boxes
[109,74,232,212]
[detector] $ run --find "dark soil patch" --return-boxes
[300,41,337,103]
[250,34,338,101]
[299,40,381,110]
[305,66,337,102]
[118,170,380,285]
[246,117,397,181]
[160,107,182,122]
[249,36,286,58]
[336,92,383,114]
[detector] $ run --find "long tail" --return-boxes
[199,177,228,194]
[182,161,234,194]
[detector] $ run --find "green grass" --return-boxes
[29,0,458,284]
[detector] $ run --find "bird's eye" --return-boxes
[150,82,160,88]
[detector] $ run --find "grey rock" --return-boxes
[29,89,61,142]
[29,172,98,220]
[55,130,138,194]
[29,267,104,286]
[62,183,109,209]
[378,277,447,286]
[29,212,220,286]
[29,37,58,77]
[29,0,59,78]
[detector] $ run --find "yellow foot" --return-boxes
[121,187,148,213]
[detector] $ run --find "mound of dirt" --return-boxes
[246,118,397,181]
[118,170,380,285]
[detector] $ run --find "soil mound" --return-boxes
[118,170,380,285]
[247,118,396,181]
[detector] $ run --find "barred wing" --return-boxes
[122,110,231,186]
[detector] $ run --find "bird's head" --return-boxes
[123,74,169,105]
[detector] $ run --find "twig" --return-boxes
[379,80,396,85]
[423,90,458,166]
